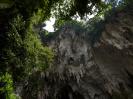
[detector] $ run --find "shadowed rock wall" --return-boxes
[22,5,133,99]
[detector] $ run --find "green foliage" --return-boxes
[10,0,62,21]
[51,0,125,19]
[0,0,13,9]
[0,73,18,99]
[0,12,54,98]
[0,0,55,97]
[54,19,84,30]
[51,0,105,18]
[0,0,132,98]
[0,13,54,81]
[82,0,132,45]
[24,27,54,73]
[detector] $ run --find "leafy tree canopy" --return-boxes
[0,0,132,98]
[0,0,131,82]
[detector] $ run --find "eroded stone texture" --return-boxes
[22,6,133,99]
[40,25,109,99]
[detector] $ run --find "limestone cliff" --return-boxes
[22,5,133,99]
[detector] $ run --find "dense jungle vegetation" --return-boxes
[0,0,132,98]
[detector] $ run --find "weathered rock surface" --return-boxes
[22,5,133,99]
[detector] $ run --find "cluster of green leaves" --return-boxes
[24,24,54,73]
[0,73,19,99]
[0,0,62,77]
[54,19,84,30]
[9,0,58,20]
[0,10,54,99]
[4,14,53,81]
[51,0,106,19]
[51,0,127,20]
[0,0,59,98]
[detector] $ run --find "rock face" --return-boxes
[22,5,133,99]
